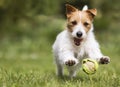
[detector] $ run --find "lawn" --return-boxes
[0,16,120,87]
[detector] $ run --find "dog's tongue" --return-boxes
[74,38,83,46]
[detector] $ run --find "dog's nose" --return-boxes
[76,31,83,38]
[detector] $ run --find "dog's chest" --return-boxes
[73,45,87,60]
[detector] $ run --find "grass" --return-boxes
[0,16,120,87]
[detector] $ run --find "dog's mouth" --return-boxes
[74,37,83,46]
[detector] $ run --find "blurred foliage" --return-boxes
[0,0,119,38]
[0,1,119,86]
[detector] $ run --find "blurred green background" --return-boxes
[0,0,120,87]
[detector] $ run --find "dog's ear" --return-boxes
[86,9,97,18]
[66,4,78,17]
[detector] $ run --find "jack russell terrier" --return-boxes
[52,4,110,77]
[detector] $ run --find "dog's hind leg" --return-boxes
[69,70,76,78]
[56,63,63,77]
[67,67,78,78]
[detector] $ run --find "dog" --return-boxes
[52,4,110,77]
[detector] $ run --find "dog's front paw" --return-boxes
[99,56,110,64]
[65,59,77,66]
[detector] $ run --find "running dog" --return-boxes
[52,4,110,77]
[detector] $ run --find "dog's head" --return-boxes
[66,4,97,46]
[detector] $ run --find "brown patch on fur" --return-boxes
[66,11,80,32]
[80,11,93,32]
[66,4,97,33]
[66,4,78,18]
[86,9,97,17]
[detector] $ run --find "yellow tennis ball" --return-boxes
[82,58,98,75]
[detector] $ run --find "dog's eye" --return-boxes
[71,21,77,25]
[84,22,89,26]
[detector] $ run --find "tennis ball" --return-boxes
[82,58,98,75]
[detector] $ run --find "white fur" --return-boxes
[82,5,88,11]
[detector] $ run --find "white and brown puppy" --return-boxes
[52,4,110,77]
